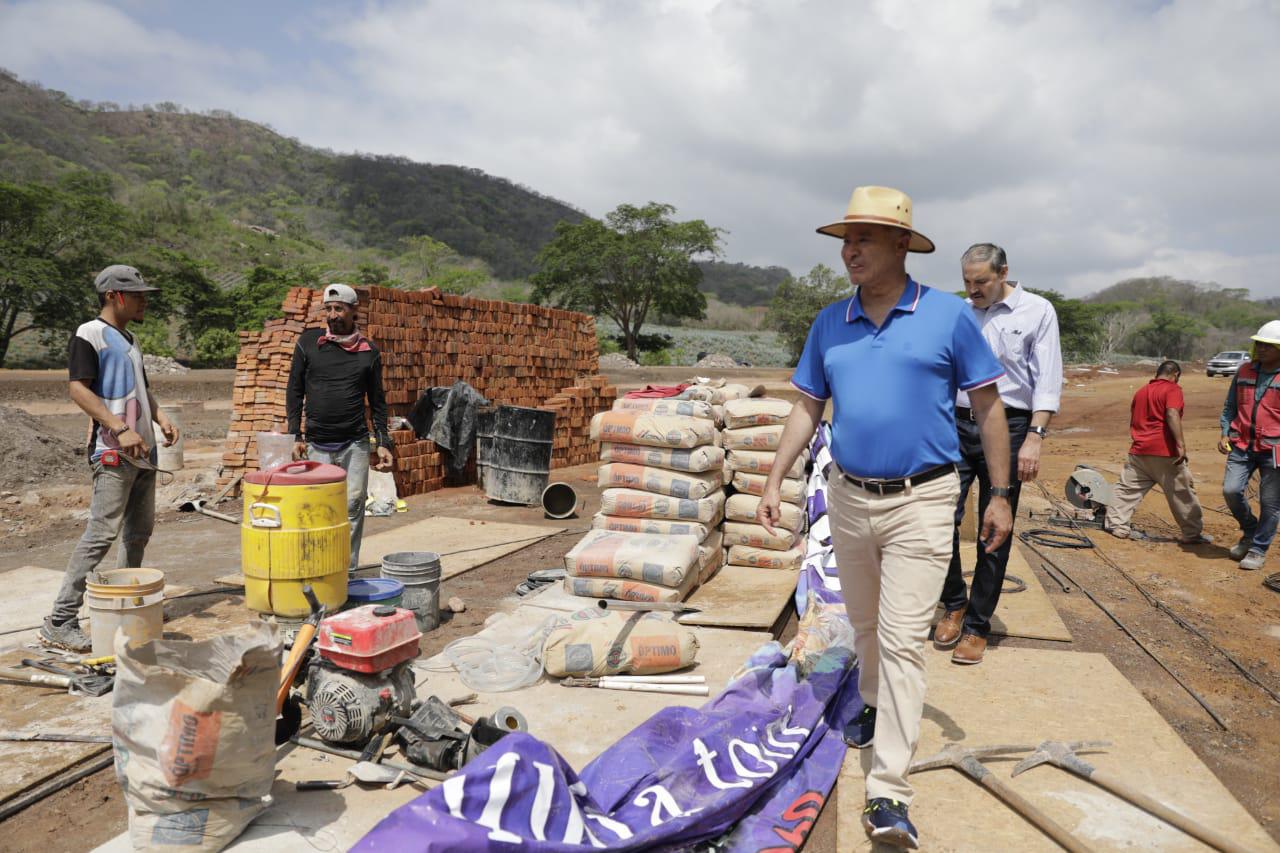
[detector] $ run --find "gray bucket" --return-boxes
[381,551,442,633]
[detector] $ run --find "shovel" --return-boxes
[2,660,114,697]
[295,761,429,791]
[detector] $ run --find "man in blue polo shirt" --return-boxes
[757,186,1012,849]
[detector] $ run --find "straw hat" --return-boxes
[815,186,935,253]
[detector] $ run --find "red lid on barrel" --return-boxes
[244,460,347,486]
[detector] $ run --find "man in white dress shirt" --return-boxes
[935,244,1063,664]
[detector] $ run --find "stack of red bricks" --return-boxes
[218,285,615,496]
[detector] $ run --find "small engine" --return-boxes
[306,659,415,744]
[305,604,423,745]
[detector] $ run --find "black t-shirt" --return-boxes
[285,328,391,447]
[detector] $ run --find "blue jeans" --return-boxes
[1222,448,1280,553]
[308,439,370,572]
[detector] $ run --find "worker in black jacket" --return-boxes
[287,283,393,572]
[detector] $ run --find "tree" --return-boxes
[530,203,721,362]
[1027,288,1103,359]
[765,264,851,365]
[1095,303,1146,361]
[0,174,130,367]
[1133,310,1205,359]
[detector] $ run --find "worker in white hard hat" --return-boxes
[1218,320,1280,570]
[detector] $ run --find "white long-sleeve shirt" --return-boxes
[956,282,1063,413]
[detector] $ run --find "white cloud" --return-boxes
[3,0,1280,298]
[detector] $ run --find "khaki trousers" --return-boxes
[829,469,960,804]
[1104,454,1203,539]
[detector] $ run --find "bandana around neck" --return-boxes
[317,329,371,352]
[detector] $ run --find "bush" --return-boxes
[134,317,176,359]
[194,328,240,367]
[640,348,672,366]
[597,328,621,356]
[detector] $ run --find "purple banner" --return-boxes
[355,626,859,851]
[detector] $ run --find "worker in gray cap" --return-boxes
[286,283,394,572]
[42,265,180,651]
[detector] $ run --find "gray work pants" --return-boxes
[51,459,156,623]
[307,439,370,572]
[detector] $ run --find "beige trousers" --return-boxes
[829,469,960,804]
[1104,454,1204,539]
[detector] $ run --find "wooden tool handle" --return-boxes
[981,776,1094,853]
[0,668,71,689]
[276,622,317,713]
[1090,770,1251,853]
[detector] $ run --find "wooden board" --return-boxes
[936,543,1073,642]
[680,564,799,635]
[215,516,564,587]
[0,566,64,652]
[837,648,1278,851]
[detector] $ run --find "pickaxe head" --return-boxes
[1011,739,1112,777]
[910,742,1037,773]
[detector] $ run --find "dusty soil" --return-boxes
[1,364,1278,850]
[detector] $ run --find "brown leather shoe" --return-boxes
[933,607,966,648]
[951,633,987,665]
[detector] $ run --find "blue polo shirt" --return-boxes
[791,277,1004,479]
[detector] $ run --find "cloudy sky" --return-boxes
[3,0,1278,297]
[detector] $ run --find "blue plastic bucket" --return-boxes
[346,577,404,609]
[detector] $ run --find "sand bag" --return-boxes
[722,520,800,551]
[543,609,699,676]
[592,513,715,541]
[589,412,716,448]
[726,448,806,479]
[722,424,786,451]
[563,572,696,604]
[565,529,700,587]
[600,487,726,523]
[598,463,724,499]
[728,544,805,570]
[732,470,805,504]
[727,493,805,534]
[600,442,725,473]
[722,398,793,428]
[112,624,279,852]
[613,397,716,421]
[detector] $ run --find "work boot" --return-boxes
[933,606,966,648]
[862,798,919,849]
[1239,550,1267,571]
[1229,537,1253,561]
[39,617,91,653]
[951,633,987,665]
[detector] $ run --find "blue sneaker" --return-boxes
[862,798,919,849]
[842,704,876,748]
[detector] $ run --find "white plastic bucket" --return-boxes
[86,569,165,657]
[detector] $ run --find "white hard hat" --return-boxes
[1251,320,1280,345]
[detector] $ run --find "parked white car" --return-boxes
[1206,351,1250,377]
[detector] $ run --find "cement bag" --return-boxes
[698,528,725,571]
[601,442,725,473]
[732,470,805,505]
[598,463,724,499]
[722,520,800,551]
[722,424,786,451]
[600,487,726,523]
[681,382,749,404]
[565,529,700,587]
[592,512,714,541]
[613,397,716,421]
[727,493,805,534]
[113,624,279,852]
[726,448,806,479]
[728,544,804,570]
[699,548,725,585]
[722,398,793,428]
[564,572,696,604]
[590,412,715,449]
[543,609,699,676]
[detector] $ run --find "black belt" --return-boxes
[956,406,1032,422]
[839,462,956,495]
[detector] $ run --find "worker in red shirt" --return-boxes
[1105,360,1210,542]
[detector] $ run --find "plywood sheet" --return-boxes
[680,564,799,635]
[837,648,1278,851]
[937,544,1073,642]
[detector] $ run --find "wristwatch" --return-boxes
[989,486,1013,498]
[1028,425,1048,438]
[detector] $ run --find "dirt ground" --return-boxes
[1,363,1277,850]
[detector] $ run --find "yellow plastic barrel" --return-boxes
[241,460,350,617]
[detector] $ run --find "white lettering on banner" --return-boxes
[693,739,753,790]
[478,752,523,843]
[584,809,634,840]
[728,739,778,779]
[763,721,809,758]
[442,773,466,817]
[634,785,704,826]
[531,761,556,841]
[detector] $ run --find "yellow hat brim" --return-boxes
[815,219,935,253]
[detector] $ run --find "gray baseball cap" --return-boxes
[323,283,359,305]
[94,265,158,294]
